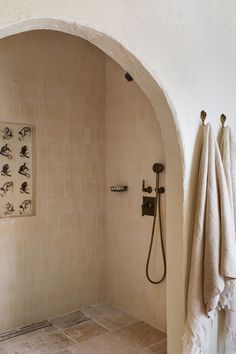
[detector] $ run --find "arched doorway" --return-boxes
[0,17,185,354]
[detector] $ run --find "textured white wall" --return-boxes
[0,1,235,353]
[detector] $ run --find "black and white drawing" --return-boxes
[0,182,14,197]
[0,144,13,159]
[18,163,30,178]
[1,127,13,140]
[19,200,31,215]
[0,122,34,217]
[20,182,29,194]
[1,164,11,177]
[18,127,31,141]
[3,202,14,216]
[20,146,30,158]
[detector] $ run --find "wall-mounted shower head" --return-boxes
[153,163,164,174]
[125,72,133,82]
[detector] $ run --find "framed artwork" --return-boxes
[0,123,35,217]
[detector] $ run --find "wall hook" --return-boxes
[125,72,133,82]
[220,113,226,128]
[200,110,207,127]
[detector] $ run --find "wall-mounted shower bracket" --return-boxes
[142,180,152,194]
[155,187,165,194]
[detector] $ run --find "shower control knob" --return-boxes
[142,180,152,193]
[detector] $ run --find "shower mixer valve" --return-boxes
[142,196,156,216]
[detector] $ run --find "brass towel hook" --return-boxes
[220,114,226,128]
[200,110,207,127]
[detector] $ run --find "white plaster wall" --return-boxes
[0,1,235,354]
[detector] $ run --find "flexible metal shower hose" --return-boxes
[145,172,167,284]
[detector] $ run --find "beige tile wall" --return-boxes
[0,30,105,331]
[0,30,166,334]
[105,58,166,332]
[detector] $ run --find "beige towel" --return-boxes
[220,127,236,352]
[184,124,236,354]
[218,126,236,308]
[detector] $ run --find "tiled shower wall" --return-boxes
[0,30,166,334]
[105,58,166,331]
[0,31,105,331]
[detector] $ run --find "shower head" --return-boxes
[153,163,164,174]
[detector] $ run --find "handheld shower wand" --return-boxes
[152,163,164,174]
[145,163,166,284]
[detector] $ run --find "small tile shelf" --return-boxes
[0,122,35,217]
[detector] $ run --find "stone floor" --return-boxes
[0,304,167,354]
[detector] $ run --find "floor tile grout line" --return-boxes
[94,302,139,322]
[141,337,168,350]
[48,326,78,346]
[147,337,167,347]
[50,317,91,332]
[79,316,112,333]
[79,308,140,333]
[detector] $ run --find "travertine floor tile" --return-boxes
[0,330,74,354]
[81,304,138,330]
[64,320,108,343]
[148,339,167,354]
[54,349,73,354]
[0,329,42,354]
[43,325,57,333]
[0,321,53,342]
[69,332,150,354]
[50,311,90,329]
[80,305,102,319]
[0,305,166,354]
[119,321,166,348]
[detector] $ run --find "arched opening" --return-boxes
[0,19,185,354]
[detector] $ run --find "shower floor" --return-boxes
[0,304,167,354]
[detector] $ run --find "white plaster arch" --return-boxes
[0,17,185,354]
